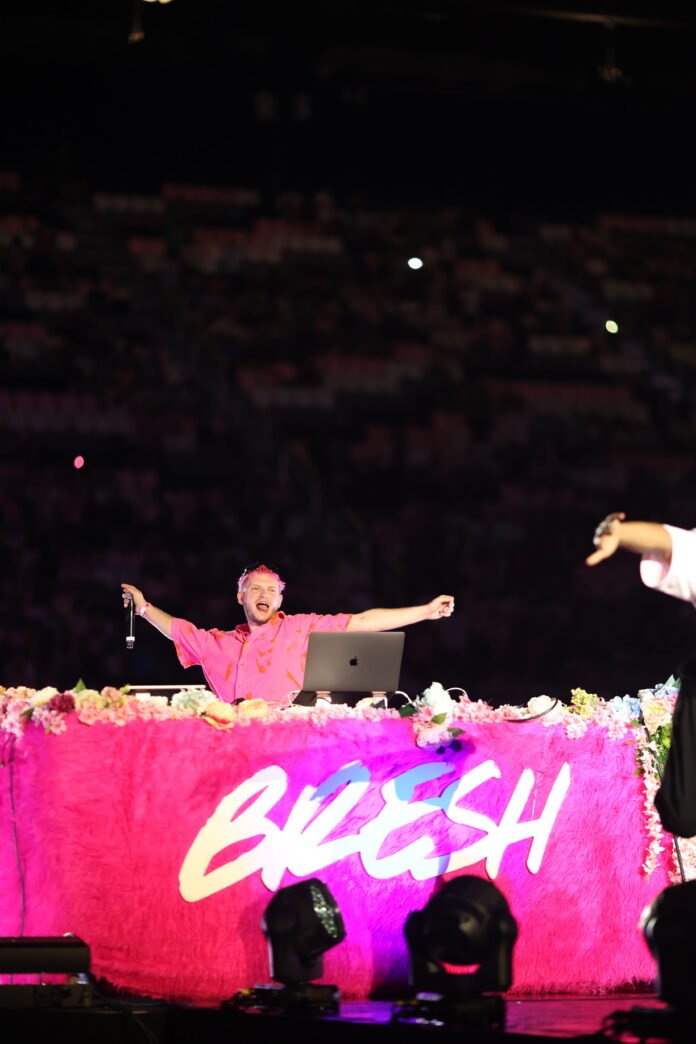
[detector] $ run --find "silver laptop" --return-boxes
[294,631,405,706]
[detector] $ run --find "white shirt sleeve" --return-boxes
[640,525,696,606]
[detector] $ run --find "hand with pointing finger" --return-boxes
[585,512,625,567]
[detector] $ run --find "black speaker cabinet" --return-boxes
[0,935,90,973]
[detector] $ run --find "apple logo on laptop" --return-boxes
[350,656,358,666]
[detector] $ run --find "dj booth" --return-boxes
[0,693,679,1005]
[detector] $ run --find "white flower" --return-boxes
[31,686,59,707]
[527,694,561,720]
[133,694,169,709]
[420,681,456,718]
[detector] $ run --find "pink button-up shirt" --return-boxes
[171,610,352,706]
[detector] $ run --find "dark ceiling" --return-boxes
[5,1,694,88]
[2,1,696,208]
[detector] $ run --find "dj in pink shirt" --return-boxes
[171,610,351,707]
[121,563,454,707]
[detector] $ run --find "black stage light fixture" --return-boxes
[0,935,90,975]
[0,935,92,1009]
[226,878,346,1016]
[638,879,696,1038]
[602,880,696,1042]
[394,875,518,1032]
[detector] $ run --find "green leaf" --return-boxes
[432,713,447,725]
[449,727,464,737]
[398,705,418,718]
[73,678,87,693]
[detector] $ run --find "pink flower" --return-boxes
[32,706,69,735]
[414,722,452,748]
[1,699,32,738]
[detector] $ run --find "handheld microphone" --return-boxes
[125,593,135,650]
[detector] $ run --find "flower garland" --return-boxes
[0,675,678,752]
[0,675,686,878]
[0,681,402,741]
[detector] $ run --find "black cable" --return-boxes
[2,734,26,939]
[503,698,561,723]
[108,1005,162,1044]
[404,689,561,723]
[86,977,168,1044]
[672,835,686,882]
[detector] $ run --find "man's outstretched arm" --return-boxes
[121,582,174,639]
[585,512,673,567]
[347,594,454,632]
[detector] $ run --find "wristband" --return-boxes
[137,602,151,618]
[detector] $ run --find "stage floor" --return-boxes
[0,991,682,1044]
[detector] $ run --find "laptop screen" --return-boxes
[294,631,405,706]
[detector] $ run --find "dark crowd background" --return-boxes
[2,0,696,707]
